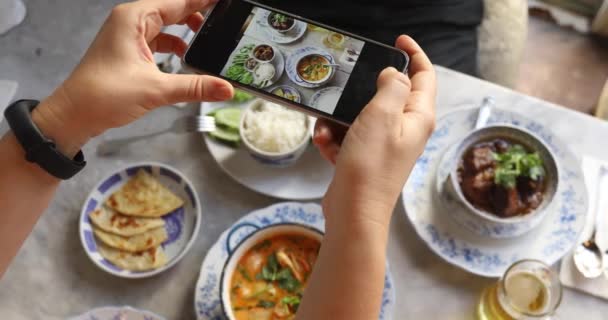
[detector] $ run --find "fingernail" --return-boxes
[213,85,233,100]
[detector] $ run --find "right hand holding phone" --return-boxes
[317,35,436,226]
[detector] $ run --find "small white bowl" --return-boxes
[252,44,276,64]
[253,62,276,82]
[79,162,202,278]
[444,124,559,238]
[220,223,323,320]
[240,100,311,168]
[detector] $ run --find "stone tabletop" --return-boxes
[2,1,608,319]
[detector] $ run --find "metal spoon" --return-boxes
[475,97,495,129]
[574,165,608,278]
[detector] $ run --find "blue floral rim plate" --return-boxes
[194,202,395,319]
[68,306,165,320]
[402,107,588,277]
[79,162,202,279]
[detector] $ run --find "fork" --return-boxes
[96,115,216,156]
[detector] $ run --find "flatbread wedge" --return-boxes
[93,227,168,253]
[98,243,168,271]
[105,170,184,217]
[89,207,165,237]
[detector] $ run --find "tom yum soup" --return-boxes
[230,234,321,319]
[458,139,546,218]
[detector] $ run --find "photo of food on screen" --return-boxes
[220,7,365,115]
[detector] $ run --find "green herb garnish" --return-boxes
[492,144,545,188]
[257,252,302,293]
[257,300,275,308]
[237,265,251,281]
[282,295,301,308]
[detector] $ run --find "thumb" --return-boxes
[364,67,411,116]
[162,73,234,104]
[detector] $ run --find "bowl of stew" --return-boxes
[220,223,322,320]
[296,54,335,85]
[267,12,296,33]
[252,44,276,64]
[445,124,559,238]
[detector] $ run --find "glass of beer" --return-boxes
[477,260,562,320]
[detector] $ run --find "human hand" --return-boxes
[319,35,436,226]
[32,0,233,156]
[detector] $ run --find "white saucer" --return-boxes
[310,86,343,114]
[194,202,395,320]
[68,306,165,320]
[200,101,333,200]
[402,106,588,277]
[260,19,307,44]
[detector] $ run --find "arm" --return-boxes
[298,36,437,320]
[0,0,233,277]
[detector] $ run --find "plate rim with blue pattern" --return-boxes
[402,106,588,277]
[68,305,166,320]
[193,202,395,320]
[79,162,202,279]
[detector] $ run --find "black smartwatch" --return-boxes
[4,99,86,180]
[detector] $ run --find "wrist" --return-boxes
[322,177,396,233]
[31,88,90,157]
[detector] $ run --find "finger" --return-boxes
[395,35,433,76]
[149,33,188,56]
[395,35,436,114]
[144,0,216,25]
[131,0,217,41]
[182,12,205,32]
[364,67,411,116]
[313,119,347,165]
[161,73,234,104]
[313,124,339,165]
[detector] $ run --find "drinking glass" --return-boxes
[477,260,562,320]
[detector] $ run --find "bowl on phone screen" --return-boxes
[252,44,276,64]
[296,54,335,85]
[267,12,296,33]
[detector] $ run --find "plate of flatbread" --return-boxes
[79,162,201,278]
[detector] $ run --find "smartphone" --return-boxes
[184,0,409,125]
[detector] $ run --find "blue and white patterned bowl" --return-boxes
[220,223,324,319]
[79,162,202,279]
[68,306,165,320]
[442,124,559,238]
[240,99,311,168]
[194,202,395,319]
[403,107,587,277]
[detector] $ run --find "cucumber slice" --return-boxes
[215,107,242,130]
[209,126,240,145]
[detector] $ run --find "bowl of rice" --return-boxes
[240,100,310,167]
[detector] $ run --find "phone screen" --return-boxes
[185,0,408,124]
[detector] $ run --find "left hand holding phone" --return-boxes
[32,0,234,155]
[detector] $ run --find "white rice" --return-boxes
[243,102,308,153]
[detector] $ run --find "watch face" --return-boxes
[5,99,86,180]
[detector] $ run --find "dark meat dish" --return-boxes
[457,139,546,218]
[269,13,295,31]
[253,45,274,61]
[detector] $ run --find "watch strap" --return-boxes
[4,99,86,180]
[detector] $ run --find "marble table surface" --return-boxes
[2,1,608,319]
